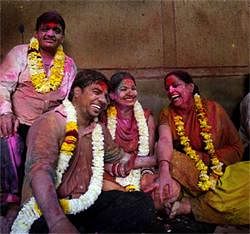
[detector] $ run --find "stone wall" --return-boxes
[1,0,249,125]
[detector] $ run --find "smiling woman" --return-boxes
[101,71,159,195]
[157,69,250,226]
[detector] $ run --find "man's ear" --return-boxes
[109,92,116,101]
[60,35,64,44]
[189,83,194,94]
[73,87,82,98]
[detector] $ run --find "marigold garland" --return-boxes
[28,37,65,93]
[11,99,104,233]
[107,100,149,191]
[174,94,223,191]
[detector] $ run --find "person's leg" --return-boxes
[0,135,24,233]
[77,190,166,233]
[0,124,29,232]
[28,191,165,234]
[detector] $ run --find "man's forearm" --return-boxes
[31,170,66,230]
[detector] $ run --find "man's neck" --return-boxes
[77,117,91,128]
[40,48,56,59]
[72,103,92,128]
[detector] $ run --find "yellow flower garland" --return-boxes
[174,94,223,191]
[28,37,65,93]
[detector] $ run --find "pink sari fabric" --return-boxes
[114,110,140,154]
[102,108,151,154]
[0,134,24,204]
[101,107,152,190]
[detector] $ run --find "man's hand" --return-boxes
[0,113,19,137]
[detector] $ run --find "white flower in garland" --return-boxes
[107,100,149,191]
[116,169,141,191]
[11,99,104,234]
[133,100,149,156]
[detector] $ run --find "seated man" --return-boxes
[11,70,164,233]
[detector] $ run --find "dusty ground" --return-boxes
[1,206,249,233]
[157,211,250,234]
[213,225,250,234]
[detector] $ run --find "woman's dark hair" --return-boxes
[68,69,110,101]
[164,70,199,94]
[110,72,136,92]
[36,11,65,34]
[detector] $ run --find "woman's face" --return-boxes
[111,78,138,107]
[165,74,194,109]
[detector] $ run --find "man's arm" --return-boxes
[26,113,78,233]
[0,46,24,137]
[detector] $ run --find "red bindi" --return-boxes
[98,81,108,92]
[165,75,176,87]
[122,78,135,86]
[45,22,59,28]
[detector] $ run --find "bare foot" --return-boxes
[169,197,191,219]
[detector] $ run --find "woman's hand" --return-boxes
[141,174,169,209]
[158,162,176,202]
[105,154,135,177]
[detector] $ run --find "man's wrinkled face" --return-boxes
[35,22,64,52]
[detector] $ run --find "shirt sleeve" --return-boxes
[63,56,77,97]
[102,123,122,163]
[0,45,26,115]
[25,111,66,185]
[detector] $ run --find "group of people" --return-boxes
[0,10,249,234]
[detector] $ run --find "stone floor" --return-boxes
[1,206,249,233]
[158,211,250,234]
[214,225,250,233]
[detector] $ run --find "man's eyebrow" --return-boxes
[92,87,102,92]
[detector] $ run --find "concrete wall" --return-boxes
[1,0,249,125]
